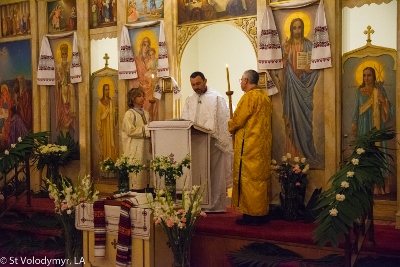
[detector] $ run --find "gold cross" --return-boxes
[103,53,110,67]
[363,26,374,43]
[111,238,117,249]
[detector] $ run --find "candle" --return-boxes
[151,74,155,100]
[226,64,231,92]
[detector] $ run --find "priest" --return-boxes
[181,71,233,212]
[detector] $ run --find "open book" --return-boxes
[297,51,312,69]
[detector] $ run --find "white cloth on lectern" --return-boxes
[181,87,233,212]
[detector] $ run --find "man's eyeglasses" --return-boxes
[239,78,247,82]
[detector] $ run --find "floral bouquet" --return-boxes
[100,155,144,174]
[150,153,190,181]
[100,154,144,192]
[46,174,99,261]
[36,143,69,165]
[150,153,190,201]
[149,182,206,267]
[34,132,79,171]
[271,153,309,220]
[99,157,116,173]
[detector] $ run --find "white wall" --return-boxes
[91,38,118,72]
[342,1,397,54]
[180,23,258,111]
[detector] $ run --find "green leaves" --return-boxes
[0,131,49,173]
[313,128,394,248]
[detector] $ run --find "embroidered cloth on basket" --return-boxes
[37,32,82,85]
[118,21,169,80]
[75,192,153,261]
[310,0,332,69]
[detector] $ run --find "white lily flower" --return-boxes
[329,208,338,216]
[341,181,349,188]
[356,148,365,155]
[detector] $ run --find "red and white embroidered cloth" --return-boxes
[37,32,82,85]
[258,6,283,70]
[118,21,169,80]
[75,193,152,241]
[119,25,137,80]
[310,0,331,69]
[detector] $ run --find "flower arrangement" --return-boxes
[36,143,69,165]
[100,154,144,192]
[150,153,190,181]
[99,157,115,173]
[100,154,144,174]
[46,174,99,260]
[150,153,191,202]
[314,128,395,248]
[149,181,206,267]
[33,132,79,171]
[271,153,309,220]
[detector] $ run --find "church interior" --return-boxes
[0,0,399,266]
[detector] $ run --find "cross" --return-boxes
[363,26,374,43]
[111,238,117,249]
[103,53,110,67]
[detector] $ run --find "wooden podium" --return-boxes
[148,120,212,208]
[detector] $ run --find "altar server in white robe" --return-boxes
[121,88,153,190]
[181,71,233,212]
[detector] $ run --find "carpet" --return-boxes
[194,206,400,257]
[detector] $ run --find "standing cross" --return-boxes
[363,26,375,43]
[103,53,110,67]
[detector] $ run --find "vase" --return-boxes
[61,213,83,263]
[117,170,130,193]
[165,175,177,202]
[172,248,190,267]
[283,183,299,221]
[47,163,61,191]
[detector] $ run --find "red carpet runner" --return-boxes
[194,206,400,256]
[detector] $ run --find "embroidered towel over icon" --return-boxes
[157,20,169,77]
[153,77,182,100]
[119,25,137,80]
[37,31,81,85]
[310,0,332,69]
[258,6,283,70]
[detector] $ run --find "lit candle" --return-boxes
[151,74,155,99]
[226,64,231,92]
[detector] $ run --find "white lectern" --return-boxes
[148,120,212,208]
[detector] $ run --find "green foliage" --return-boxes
[303,188,322,223]
[228,242,345,267]
[313,128,395,248]
[0,131,48,173]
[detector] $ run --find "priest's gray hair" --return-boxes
[243,69,259,85]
